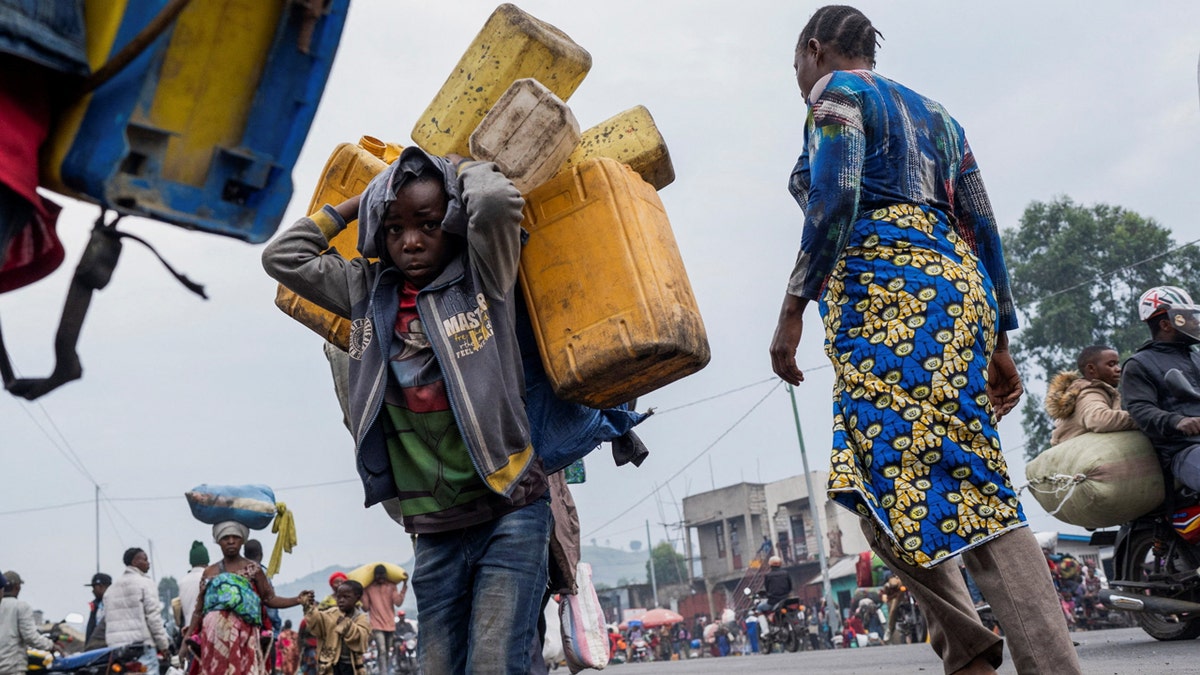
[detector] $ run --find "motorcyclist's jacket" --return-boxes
[1120,339,1200,459]
[763,568,793,606]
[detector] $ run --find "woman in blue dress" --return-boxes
[769,6,1080,674]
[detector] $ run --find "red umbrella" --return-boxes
[638,608,684,628]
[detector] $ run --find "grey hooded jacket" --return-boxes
[262,151,540,508]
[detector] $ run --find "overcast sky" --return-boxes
[5,1,1200,622]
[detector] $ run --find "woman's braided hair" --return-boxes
[797,5,884,67]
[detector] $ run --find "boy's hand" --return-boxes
[333,194,362,223]
[446,153,468,170]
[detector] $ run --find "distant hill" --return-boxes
[270,545,651,622]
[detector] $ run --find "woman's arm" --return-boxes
[257,568,311,609]
[770,294,810,385]
[987,331,1023,419]
[789,77,866,302]
[952,141,1017,333]
[772,75,865,383]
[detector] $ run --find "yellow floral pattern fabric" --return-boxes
[820,204,1024,568]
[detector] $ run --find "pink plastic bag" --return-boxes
[559,562,609,672]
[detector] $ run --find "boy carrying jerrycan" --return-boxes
[262,148,550,673]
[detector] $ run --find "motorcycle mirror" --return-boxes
[1165,369,1200,401]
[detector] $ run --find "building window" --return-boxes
[791,515,808,560]
[715,522,726,558]
[730,520,742,569]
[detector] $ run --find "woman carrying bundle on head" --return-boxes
[183,521,314,674]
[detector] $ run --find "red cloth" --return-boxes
[0,57,64,292]
[192,610,267,675]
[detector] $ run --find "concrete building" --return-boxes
[682,472,870,611]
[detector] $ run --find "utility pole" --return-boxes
[94,485,100,573]
[787,384,839,629]
[646,519,659,608]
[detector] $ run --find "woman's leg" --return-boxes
[963,527,1082,675]
[860,520,1002,674]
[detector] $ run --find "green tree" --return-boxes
[158,576,178,602]
[646,542,688,586]
[1001,196,1200,459]
[158,576,179,623]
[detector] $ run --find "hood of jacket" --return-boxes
[1044,370,1082,420]
[355,146,468,259]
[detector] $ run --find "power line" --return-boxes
[0,478,362,516]
[0,499,94,516]
[584,380,784,540]
[1027,237,1200,307]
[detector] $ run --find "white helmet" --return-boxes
[1138,286,1194,321]
[1139,286,1200,341]
[768,555,782,567]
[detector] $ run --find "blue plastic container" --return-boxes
[41,0,350,243]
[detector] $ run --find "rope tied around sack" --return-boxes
[1018,472,1089,517]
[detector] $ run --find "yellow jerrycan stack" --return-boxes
[519,157,709,408]
[566,106,675,190]
[411,3,592,157]
[273,136,401,349]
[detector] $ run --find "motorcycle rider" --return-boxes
[1120,285,1200,492]
[0,571,58,674]
[759,556,792,614]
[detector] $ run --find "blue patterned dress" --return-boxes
[788,70,1023,568]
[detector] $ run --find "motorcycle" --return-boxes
[748,589,804,653]
[1096,368,1200,641]
[28,642,156,674]
[630,636,650,662]
[887,587,927,645]
[395,628,419,674]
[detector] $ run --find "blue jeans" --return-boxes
[413,496,551,674]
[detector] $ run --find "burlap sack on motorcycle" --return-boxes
[1024,430,1164,529]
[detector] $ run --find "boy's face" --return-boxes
[1084,349,1122,387]
[383,178,457,289]
[335,584,358,614]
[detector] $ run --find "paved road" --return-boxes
[596,627,1198,673]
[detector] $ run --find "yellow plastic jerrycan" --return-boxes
[518,158,709,408]
[566,105,675,190]
[273,136,401,349]
[469,78,581,193]
[411,3,592,157]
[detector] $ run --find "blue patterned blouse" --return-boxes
[787,70,1017,332]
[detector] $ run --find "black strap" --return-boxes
[1,208,206,400]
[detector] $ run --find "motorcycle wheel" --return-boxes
[1120,528,1200,641]
[783,627,800,653]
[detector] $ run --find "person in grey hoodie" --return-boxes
[263,148,549,674]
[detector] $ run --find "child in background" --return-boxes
[302,581,370,675]
[1045,344,1137,445]
[263,148,549,674]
